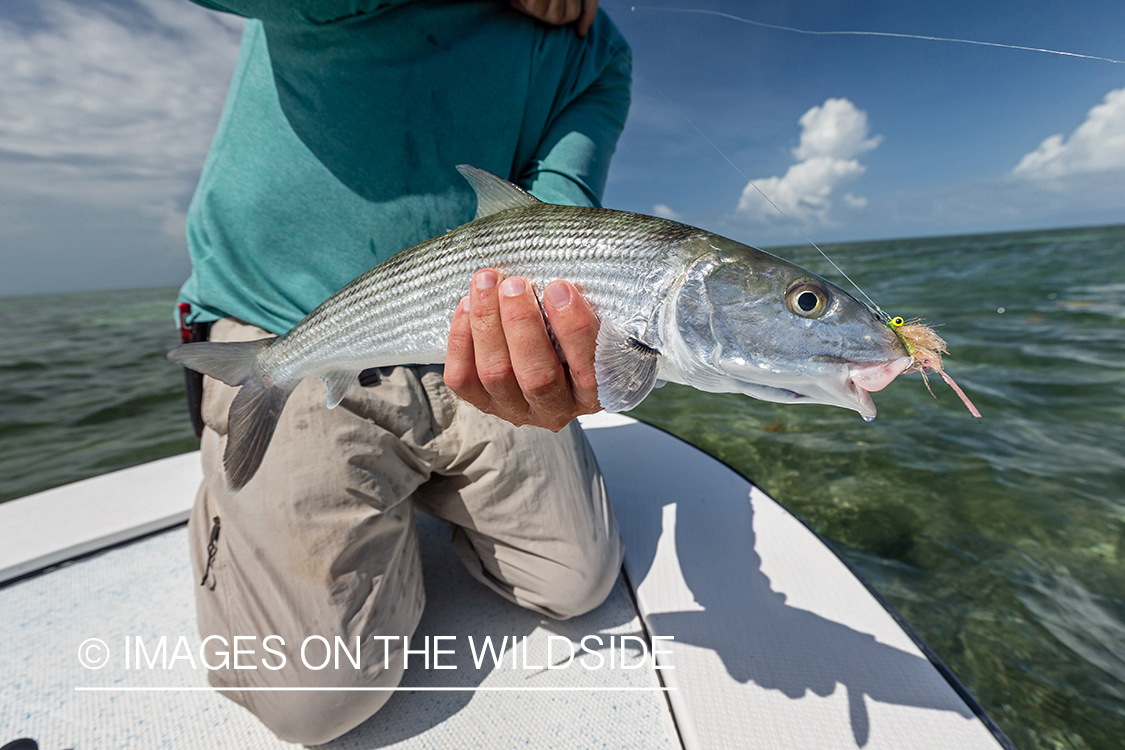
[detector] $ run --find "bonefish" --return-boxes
[170,165,926,492]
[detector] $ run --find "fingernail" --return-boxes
[460,295,470,313]
[500,277,526,297]
[545,282,571,308]
[476,270,498,289]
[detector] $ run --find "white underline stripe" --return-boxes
[75,686,675,692]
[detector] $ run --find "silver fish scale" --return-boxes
[260,204,703,383]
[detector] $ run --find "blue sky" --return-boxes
[1,0,1123,296]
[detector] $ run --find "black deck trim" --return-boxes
[0,519,189,592]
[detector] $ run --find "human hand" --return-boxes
[509,0,599,37]
[444,269,601,430]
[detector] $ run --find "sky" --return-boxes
[1,0,1124,296]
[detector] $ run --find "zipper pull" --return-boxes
[200,516,220,590]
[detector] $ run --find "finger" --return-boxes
[543,281,601,412]
[512,0,577,25]
[544,0,572,25]
[511,0,551,23]
[508,0,536,16]
[470,269,531,419]
[576,0,598,36]
[444,295,491,410]
[564,0,581,25]
[497,276,574,429]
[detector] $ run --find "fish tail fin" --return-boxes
[168,338,295,493]
[223,375,294,493]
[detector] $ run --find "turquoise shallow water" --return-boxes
[1,225,1123,749]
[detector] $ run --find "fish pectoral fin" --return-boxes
[321,370,362,409]
[593,319,660,413]
[456,165,541,220]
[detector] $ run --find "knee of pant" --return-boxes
[211,656,406,745]
[246,688,393,746]
[540,539,624,620]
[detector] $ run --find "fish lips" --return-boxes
[845,356,914,419]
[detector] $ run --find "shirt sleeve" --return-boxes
[519,12,633,208]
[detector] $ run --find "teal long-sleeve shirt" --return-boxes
[178,0,632,335]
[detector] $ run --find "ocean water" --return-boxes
[1,225,1123,749]
[0,287,198,501]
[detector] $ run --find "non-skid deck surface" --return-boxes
[0,451,675,748]
[3,415,1007,749]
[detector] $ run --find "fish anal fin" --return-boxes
[456,164,541,220]
[594,319,660,413]
[321,370,361,409]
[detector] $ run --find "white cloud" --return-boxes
[652,203,683,221]
[736,98,880,225]
[792,98,882,161]
[0,0,242,294]
[0,0,242,208]
[1013,87,1125,181]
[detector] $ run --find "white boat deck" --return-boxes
[0,414,1012,749]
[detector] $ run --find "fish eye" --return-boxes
[785,281,828,318]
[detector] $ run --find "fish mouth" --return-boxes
[717,355,913,419]
[846,357,913,419]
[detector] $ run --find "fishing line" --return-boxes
[630,6,1125,65]
[616,3,1121,315]
[656,91,889,318]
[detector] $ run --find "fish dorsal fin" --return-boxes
[456,164,541,220]
[594,318,661,413]
[321,369,361,409]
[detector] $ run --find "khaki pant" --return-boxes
[188,318,623,745]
